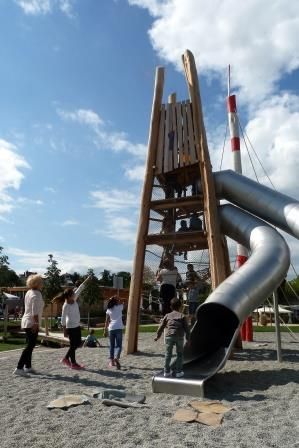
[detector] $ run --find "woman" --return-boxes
[13,274,44,376]
[54,276,90,370]
[103,296,125,369]
[156,259,180,316]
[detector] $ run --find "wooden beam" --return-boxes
[124,67,165,354]
[182,50,228,289]
[150,195,203,211]
[146,230,208,248]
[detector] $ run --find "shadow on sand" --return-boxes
[205,367,299,401]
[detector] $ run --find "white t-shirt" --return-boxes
[158,268,178,287]
[21,289,44,329]
[106,304,124,331]
[61,281,87,329]
[61,301,80,329]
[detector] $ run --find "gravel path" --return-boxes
[1,332,298,448]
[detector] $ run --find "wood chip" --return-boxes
[195,412,224,427]
[189,400,233,414]
[173,408,198,422]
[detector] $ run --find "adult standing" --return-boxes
[13,274,44,376]
[156,259,180,316]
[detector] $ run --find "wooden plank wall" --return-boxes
[155,101,198,175]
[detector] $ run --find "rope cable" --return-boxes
[219,121,228,171]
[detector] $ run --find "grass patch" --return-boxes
[253,325,299,332]
[0,335,26,351]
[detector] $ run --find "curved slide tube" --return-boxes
[214,170,299,239]
[153,170,299,396]
[184,204,290,365]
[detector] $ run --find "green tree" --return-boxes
[70,271,83,285]
[80,268,102,329]
[0,246,21,287]
[99,269,113,286]
[116,271,131,289]
[43,254,62,303]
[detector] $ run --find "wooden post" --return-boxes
[182,50,228,289]
[124,67,165,354]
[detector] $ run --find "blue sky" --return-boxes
[1,0,299,277]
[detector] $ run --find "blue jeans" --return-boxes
[164,335,184,373]
[109,329,123,360]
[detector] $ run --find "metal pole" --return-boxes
[272,289,282,362]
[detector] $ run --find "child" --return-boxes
[53,276,90,370]
[83,329,101,347]
[154,297,190,378]
[103,296,125,369]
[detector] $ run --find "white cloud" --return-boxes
[128,0,299,103]
[17,197,43,206]
[58,107,147,159]
[59,0,74,18]
[61,219,79,226]
[0,139,30,216]
[89,188,139,243]
[125,164,146,181]
[15,0,75,17]
[240,93,299,197]
[57,108,103,128]
[95,217,137,244]
[90,189,139,212]
[7,247,133,275]
[44,186,57,193]
[16,0,51,15]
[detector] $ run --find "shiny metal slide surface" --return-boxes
[153,170,299,396]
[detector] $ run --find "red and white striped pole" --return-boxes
[227,66,252,342]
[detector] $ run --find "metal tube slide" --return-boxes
[214,170,299,239]
[153,172,295,395]
[185,204,290,364]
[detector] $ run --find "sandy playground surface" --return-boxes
[0,332,298,448]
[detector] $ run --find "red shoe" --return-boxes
[60,358,71,367]
[71,363,84,370]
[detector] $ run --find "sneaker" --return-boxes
[24,367,37,374]
[114,359,121,370]
[164,371,171,377]
[176,371,184,378]
[13,368,28,377]
[60,358,71,367]
[108,360,115,368]
[70,363,84,370]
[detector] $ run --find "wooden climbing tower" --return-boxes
[124,50,230,354]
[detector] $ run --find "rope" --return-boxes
[238,116,276,189]
[219,121,228,171]
[237,116,259,182]
[266,298,299,342]
[236,113,299,280]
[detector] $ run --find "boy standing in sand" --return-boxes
[154,297,190,378]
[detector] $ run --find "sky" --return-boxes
[1,0,299,278]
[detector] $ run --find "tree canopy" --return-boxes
[43,254,62,303]
[0,247,22,287]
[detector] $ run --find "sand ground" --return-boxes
[0,332,298,448]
